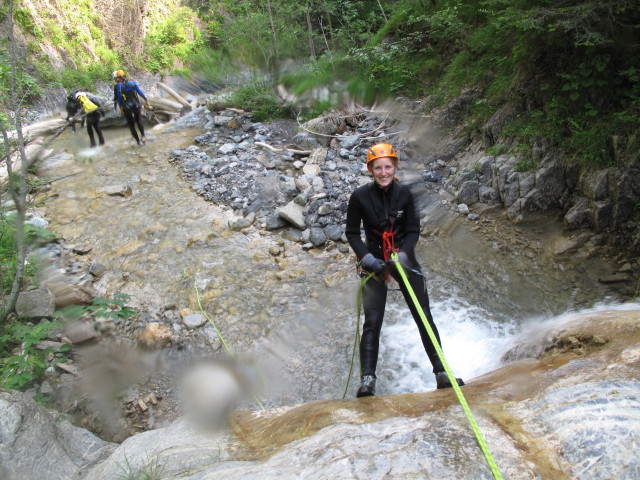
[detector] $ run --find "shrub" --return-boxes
[228,83,292,122]
[0,319,69,391]
[55,292,136,323]
[0,213,56,295]
[0,293,137,391]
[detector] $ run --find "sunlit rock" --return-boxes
[2,307,638,479]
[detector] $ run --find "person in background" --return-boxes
[65,90,105,148]
[345,142,465,397]
[112,69,150,145]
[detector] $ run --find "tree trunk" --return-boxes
[265,0,279,71]
[306,2,316,60]
[376,0,388,22]
[1,0,31,322]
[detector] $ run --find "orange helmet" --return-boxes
[112,69,126,81]
[366,143,398,171]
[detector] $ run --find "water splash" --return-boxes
[378,297,640,395]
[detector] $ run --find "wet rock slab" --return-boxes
[3,308,639,479]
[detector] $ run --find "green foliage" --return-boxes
[55,292,136,323]
[1,0,122,104]
[0,293,135,391]
[346,42,426,96]
[564,117,615,167]
[36,0,115,70]
[0,219,20,294]
[515,158,537,172]
[227,83,292,122]
[4,0,639,169]
[190,48,239,84]
[143,7,205,74]
[344,1,472,97]
[12,8,43,40]
[487,144,508,156]
[0,319,68,391]
[296,100,334,123]
[215,0,378,72]
[57,64,115,92]
[219,11,284,71]
[0,47,42,101]
[388,0,640,167]
[0,213,55,295]
[203,17,222,47]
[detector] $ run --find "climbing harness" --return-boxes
[390,251,504,480]
[117,81,143,107]
[381,229,395,282]
[381,229,395,263]
[193,273,265,410]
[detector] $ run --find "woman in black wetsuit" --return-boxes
[345,143,464,397]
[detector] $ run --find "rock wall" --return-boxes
[424,93,640,253]
[9,0,183,69]
[93,0,150,60]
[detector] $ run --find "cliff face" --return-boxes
[421,93,640,254]
[91,0,150,60]
[11,0,181,69]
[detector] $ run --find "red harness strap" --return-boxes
[381,228,397,282]
[382,229,395,262]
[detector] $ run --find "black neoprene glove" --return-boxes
[361,253,385,274]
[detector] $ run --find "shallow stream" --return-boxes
[39,118,631,415]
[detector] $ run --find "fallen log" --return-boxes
[148,96,183,112]
[255,141,312,156]
[157,83,191,108]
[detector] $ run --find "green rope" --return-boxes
[390,252,503,480]
[343,272,374,399]
[194,275,265,410]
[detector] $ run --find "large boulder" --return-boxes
[15,288,56,319]
[0,389,115,480]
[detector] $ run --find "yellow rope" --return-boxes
[390,252,503,480]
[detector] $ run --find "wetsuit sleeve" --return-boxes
[345,190,370,260]
[115,84,124,106]
[399,187,420,254]
[133,82,148,102]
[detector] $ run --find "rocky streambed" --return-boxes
[14,92,638,445]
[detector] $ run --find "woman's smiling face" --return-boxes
[370,156,397,189]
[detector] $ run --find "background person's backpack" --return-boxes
[119,81,140,110]
[76,93,99,114]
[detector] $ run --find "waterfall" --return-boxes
[379,298,640,395]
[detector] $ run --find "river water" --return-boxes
[39,118,632,410]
